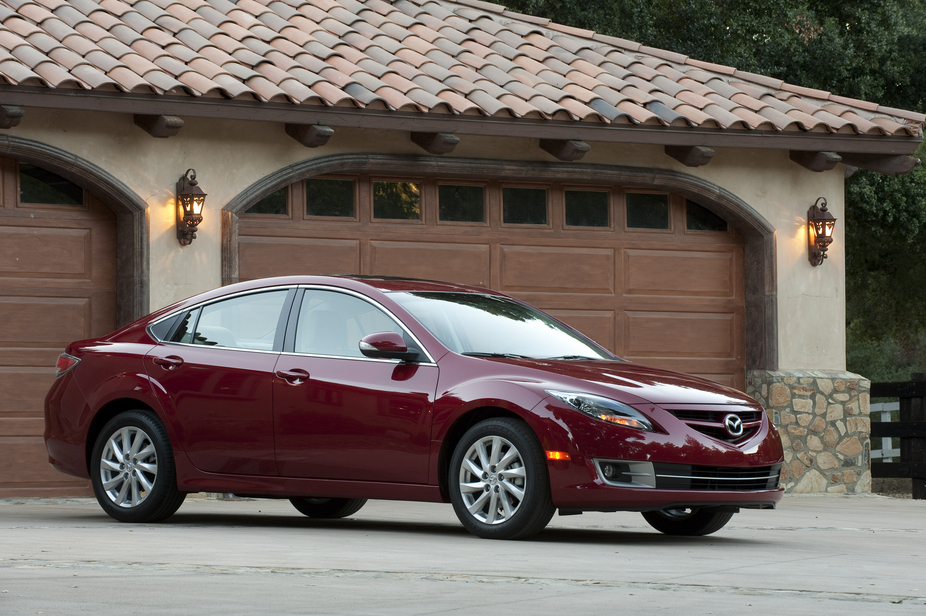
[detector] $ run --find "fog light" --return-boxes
[601,463,615,478]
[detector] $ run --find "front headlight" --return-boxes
[546,390,654,431]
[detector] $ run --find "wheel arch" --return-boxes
[436,406,529,501]
[84,398,160,474]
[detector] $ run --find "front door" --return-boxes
[273,288,437,483]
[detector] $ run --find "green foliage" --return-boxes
[501,0,926,380]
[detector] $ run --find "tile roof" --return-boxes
[0,0,922,138]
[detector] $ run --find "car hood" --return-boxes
[494,358,757,406]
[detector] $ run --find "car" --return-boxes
[45,275,783,539]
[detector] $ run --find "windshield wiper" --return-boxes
[545,355,602,361]
[462,352,533,359]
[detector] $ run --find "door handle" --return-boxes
[152,355,184,370]
[276,368,310,385]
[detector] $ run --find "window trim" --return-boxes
[147,285,296,354]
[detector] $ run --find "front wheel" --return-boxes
[90,410,186,523]
[449,418,554,540]
[289,497,367,519]
[642,508,734,536]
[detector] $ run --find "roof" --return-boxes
[0,0,922,142]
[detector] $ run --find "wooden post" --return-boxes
[903,373,926,498]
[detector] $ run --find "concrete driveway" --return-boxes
[1,494,924,615]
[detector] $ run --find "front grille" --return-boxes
[653,463,781,491]
[665,407,764,443]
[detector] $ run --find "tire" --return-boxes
[642,508,734,536]
[448,418,555,540]
[90,410,186,523]
[289,497,367,519]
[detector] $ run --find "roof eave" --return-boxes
[0,86,920,156]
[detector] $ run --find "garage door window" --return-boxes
[19,163,84,206]
[306,178,354,217]
[373,181,421,220]
[438,184,484,222]
[565,190,609,227]
[626,193,670,229]
[503,187,547,225]
[245,187,287,215]
[686,200,728,232]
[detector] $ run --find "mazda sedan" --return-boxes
[45,276,783,539]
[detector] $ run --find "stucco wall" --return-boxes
[10,108,845,370]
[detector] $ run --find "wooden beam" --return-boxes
[540,139,590,161]
[285,123,333,148]
[411,131,459,155]
[0,104,23,129]
[133,114,183,138]
[844,165,858,179]
[837,153,921,176]
[789,150,841,172]
[665,145,715,167]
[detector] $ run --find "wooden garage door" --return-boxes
[239,175,745,389]
[0,158,116,497]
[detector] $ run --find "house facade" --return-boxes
[0,0,922,497]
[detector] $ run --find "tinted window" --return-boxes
[439,185,484,222]
[686,200,728,231]
[193,291,288,351]
[295,290,405,358]
[245,188,287,215]
[20,163,83,206]
[565,190,609,227]
[503,187,547,224]
[373,181,420,220]
[150,314,180,341]
[626,193,669,229]
[306,178,354,217]
[171,308,201,344]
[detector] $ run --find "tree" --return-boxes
[500,0,926,380]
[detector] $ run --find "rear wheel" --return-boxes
[90,410,186,523]
[289,497,367,519]
[449,418,554,540]
[642,507,734,536]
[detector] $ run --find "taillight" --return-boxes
[55,353,80,377]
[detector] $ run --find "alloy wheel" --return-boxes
[99,426,158,508]
[458,435,527,525]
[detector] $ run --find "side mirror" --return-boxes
[359,332,420,362]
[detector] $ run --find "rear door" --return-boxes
[146,288,294,476]
[272,288,438,483]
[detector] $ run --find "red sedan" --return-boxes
[45,276,783,539]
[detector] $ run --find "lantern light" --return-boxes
[177,168,206,246]
[808,197,836,266]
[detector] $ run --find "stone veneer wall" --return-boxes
[746,370,871,494]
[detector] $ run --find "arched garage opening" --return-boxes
[0,135,148,497]
[223,154,777,389]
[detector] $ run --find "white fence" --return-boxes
[870,402,901,462]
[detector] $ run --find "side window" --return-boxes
[192,290,288,351]
[170,308,201,344]
[295,290,405,358]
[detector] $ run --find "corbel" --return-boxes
[285,123,334,148]
[837,153,921,177]
[540,139,590,161]
[411,132,460,155]
[134,114,184,138]
[789,151,841,172]
[0,105,24,129]
[665,145,715,167]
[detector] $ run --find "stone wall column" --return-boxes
[747,370,871,493]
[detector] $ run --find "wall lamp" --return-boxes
[177,169,206,246]
[808,197,836,266]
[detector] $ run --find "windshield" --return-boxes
[389,292,613,360]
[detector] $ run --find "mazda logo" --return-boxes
[723,414,744,437]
